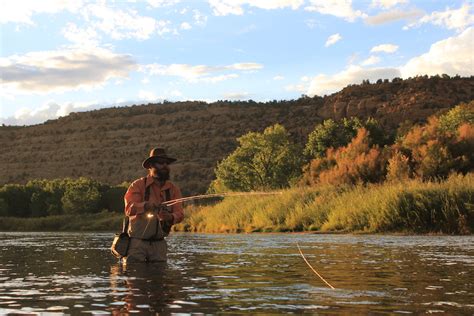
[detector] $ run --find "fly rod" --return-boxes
[163,191,283,206]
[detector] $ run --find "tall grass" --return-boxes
[174,173,474,234]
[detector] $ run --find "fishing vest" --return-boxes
[127,177,172,240]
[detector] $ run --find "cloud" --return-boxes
[325,33,342,47]
[80,3,174,40]
[0,100,102,126]
[306,65,400,96]
[401,27,474,77]
[142,62,262,82]
[146,0,180,8]
[371,44,399,53]
[61,23,100,47]
[405,3,474,32]
[0,47,136,94]
[180,22,192,30]
[0,0,84,24]
[208,0,304,16]
[371,0,408,9]
[273,75,285,80]
[305,0,367,22]
[301,28,474,96]
[361,55,381,66]
[193,10,208,26]
[223,92,250,100]
[139,90,158,101]
[365,8,422,25]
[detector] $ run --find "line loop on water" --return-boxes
[296,242,335,290]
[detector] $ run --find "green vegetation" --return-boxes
[0,178,128,218]
[1,102,473,234]
[210,124,302,192]
[175,102,474,235]
[174,173,474,234]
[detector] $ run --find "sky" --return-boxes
[0,0,473,126]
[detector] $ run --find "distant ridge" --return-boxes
[1,76,473,195]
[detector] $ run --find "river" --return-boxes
[0,232,473,315]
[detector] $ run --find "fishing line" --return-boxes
[140,191,282,238]
[296,242,335,290]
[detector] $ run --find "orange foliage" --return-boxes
[305,128,387,185]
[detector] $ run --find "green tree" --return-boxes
[438,102,474,134]
[211,124,302,191]
[61,178,102,214]
[304,117,386,160]
[0,184,31,217]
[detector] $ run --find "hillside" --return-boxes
[1,76,473,195]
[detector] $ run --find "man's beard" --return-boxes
[154,169,170,182]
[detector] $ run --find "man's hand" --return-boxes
[144,202,160,212]
[158,209,173,223]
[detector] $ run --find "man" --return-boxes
[123,147,184,263]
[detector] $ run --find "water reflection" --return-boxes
[0,232,473,314]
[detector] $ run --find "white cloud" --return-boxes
[193,10,208,26]
[0,47,136,94]
[139,90,158,101]
[405,4,474,32]
[371,44,399,53]
[285,83,307,93]
[305,0,366,22]
[401,27,474,77]
[306,65,401,96]
[223,92,250,99]
[365,8,422,25]
[146,0,180,8]
[361,55,381,66]
[273,75,285,80]
[142,62,262,82]
[81,3,172,40]
[0,100,100,125]
[0,0,84,24]
[208,0,304,16]
[301,27,474,96]
[325,33,342,47]
[371,0,408,9]
[61,23,100,47]
[180,22,192,30]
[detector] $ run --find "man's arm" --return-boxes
[124,180,147,216]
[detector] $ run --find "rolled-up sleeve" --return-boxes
[124,180,146,216]
[171,186,184,224]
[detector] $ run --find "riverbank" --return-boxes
[0,211,123,232]
[1,174,472,234]
[174,173,474,234]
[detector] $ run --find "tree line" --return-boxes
[0,178,128,217]
[210,102,474,191]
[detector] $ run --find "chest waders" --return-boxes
[143,177,172,242]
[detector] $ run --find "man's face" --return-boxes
[149,159,170,180]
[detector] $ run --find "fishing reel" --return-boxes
[145,203,171,219]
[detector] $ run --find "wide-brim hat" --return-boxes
[142,147,177,169]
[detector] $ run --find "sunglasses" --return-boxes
[153,159,169,165]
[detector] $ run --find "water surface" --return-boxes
[0,232,473,314]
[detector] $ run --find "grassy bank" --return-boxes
[174,173,474,234]
[0,211,123,232]
[1,174,472,234]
